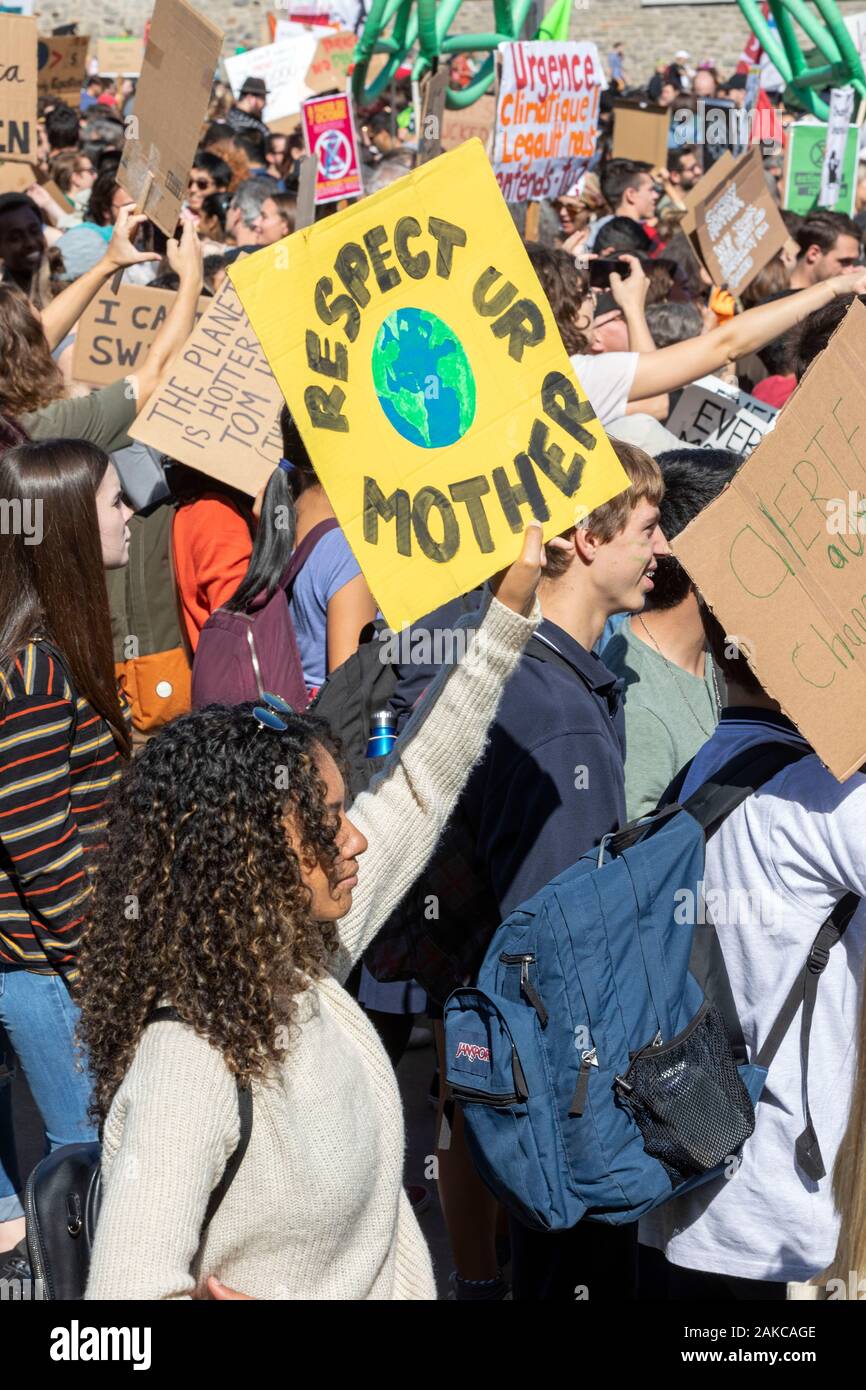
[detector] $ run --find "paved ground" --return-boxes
[9,1025,453,1298]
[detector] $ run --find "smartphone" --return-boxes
[589,257,630,289]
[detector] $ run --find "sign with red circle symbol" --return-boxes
[301,92,363,204]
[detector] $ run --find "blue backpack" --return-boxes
[444,741,858,1232]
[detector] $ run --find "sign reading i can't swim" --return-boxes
[229,139,629,630]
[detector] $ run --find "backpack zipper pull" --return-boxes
[568,1047,597,1117]
[519,959,548,1029]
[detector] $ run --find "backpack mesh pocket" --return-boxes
[615,1002,755,1186]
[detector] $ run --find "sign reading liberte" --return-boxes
[230,139,629,630]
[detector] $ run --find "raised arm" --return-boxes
[39,205,161,350]
[331,528,545,979]
[125,220,204,411]
[629,267,866,401]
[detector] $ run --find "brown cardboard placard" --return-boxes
[94,37,146,76]
[294,153,317,229]
[672,297,866,782]
[305,29,356,95]
[611,98,670,171]
[117,0,224,239]
[680,150,737,247]
[0,15,38,165]
[72,283,211,387]
[0,159,36,194]
[267,113,302,136]
[440,94,496,153]
[37,34,89,104]
[416,65,450,165]
[129,273,283,495]
[690,146,787,296]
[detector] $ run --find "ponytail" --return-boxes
[225,403,319,615]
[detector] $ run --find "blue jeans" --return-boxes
[0,970,96,1222]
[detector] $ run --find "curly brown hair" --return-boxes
[524,242,591,355]
[0,283,66,414]
[76,703,346,1122]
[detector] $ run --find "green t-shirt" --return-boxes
[602,618,721,821]
[20,378,137,453]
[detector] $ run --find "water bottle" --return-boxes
[365,709,397,759]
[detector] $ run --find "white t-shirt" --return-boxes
[570,352,639,425]
[639,711,866,1283]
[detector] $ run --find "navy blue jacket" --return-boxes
[460,619,627,918]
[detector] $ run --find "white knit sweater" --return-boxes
[85,592,540,1301]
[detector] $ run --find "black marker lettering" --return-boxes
[335,242,371,307]
[364,225,401,293]
[449,476,495,554]
[541,371,597,449]
[305,329,348,381]
[427,217,467,278]
[304,384,349,432]
[491,298,545,362]
[472,267,517,318]
[394,216,429,279]
[314,276,360,343]
[363,477,411,554]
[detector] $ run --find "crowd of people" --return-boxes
[1,31,866,1305]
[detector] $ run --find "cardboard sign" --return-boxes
[0,15,37,164]
[493,41,605,203]
[611,98,670,170]
[224,36,318,122]
[672,298,866,783]
[94,37,145,75]
[229,139,630,630]
[117,0,224,239]
[72,284,211,387]
[0,158,34,192]
[37,34,89,103]
[666,375,777,456]
[783,120,859,215]
[305,29,356,94]
[687,147,787,296]
[440,94,496,153]
[129,273,283,497]
[301,92,362,203]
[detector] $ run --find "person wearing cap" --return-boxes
[226,77,271,163]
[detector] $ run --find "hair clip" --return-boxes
[278,457,296,475]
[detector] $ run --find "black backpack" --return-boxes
[24,1008,252,1301]
[309,619,399,803]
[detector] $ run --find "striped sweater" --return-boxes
[0,642,126,985]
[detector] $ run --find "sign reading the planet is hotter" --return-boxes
[228,139,629,630]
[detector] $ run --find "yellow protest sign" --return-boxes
[229,139,629,630]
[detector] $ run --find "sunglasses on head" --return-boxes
[251,690,294,733]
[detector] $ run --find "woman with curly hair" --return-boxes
[79,528,545,1301]
[0,438,133,1278]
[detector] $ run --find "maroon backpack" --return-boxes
[191,518,338,711]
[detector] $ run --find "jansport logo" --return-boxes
[456,1041,490,1062]
[50,1320,151,1371]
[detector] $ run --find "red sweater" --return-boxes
[172,495,253,652]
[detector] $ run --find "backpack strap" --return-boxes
[146,1006,253,1233]
[280,517,340,594]
[676,741,860,1182]
[679,741,812,835]
[753,891,860,1181]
